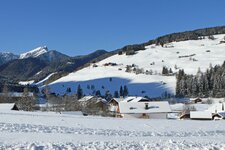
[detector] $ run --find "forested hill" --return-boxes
[118,26,225,55]
[176,61,225,98]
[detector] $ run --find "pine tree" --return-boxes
[66,87,71,93]
[44,84,51,103]
[17,87,35,111]
[2,83,9,102]
[105,90,112,101]
[119,86,123,97]
[162,66,168,75]
[114,91,119,98]
[77,84,83,99]
[123,85,129,97]
[169,68,173,74]
[95,90,101,97]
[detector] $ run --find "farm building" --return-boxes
[0,103,19,111]
[108,98,121,116]
[78,96,108,115]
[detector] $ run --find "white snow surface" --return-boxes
[19,46,48,59]
[0,110,225,149]
[19,80,35,85]
[19,72,56,86]
[36,72,56,86]
[0,103,15,111]
[48,34,225,97]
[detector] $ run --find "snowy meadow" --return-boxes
[0,110,225,150]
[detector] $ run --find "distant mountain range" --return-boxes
[0,47,108,82]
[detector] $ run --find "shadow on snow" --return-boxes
[47,77,173,98]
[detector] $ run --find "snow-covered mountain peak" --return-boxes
[19,46,48,59]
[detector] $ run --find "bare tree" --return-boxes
[17,87,35,111]
[63,95,80,111]
[0,84,10,103]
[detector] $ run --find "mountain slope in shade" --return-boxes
[48,34,225,98]
[0,58,47,81]
[0,47,108,82]
[19,46,48,59]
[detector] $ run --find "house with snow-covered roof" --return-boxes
[78,96,95,103]
[78,96,107,104]
[122,96,151,102]
[190,102,225,120]
[108,97,152,116]
[118,101,171,119]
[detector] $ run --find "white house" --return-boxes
[108,97,152,115]
[108,97,151,112]
[119,101,171,119]
[190,102,225,120]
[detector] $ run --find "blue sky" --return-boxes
[0,0,225,56]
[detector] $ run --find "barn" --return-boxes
[0,103,19,111]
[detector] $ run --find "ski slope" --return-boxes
[48,34,225,97]
[0,110,225,149]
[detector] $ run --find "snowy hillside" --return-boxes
[19,46,48,59]
[47,34,225,98]
[0,110,225,149]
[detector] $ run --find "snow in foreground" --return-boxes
[0,110,225,149]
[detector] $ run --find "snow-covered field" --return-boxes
[1,110,225,149]
[47,34,225,97]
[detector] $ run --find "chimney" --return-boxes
[145,103,149,110]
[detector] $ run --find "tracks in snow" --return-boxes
[0,122,224,138]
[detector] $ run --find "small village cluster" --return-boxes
[1,94,225,120]
[108,97,225,120]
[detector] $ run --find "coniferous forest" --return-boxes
[176,61,225,98]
